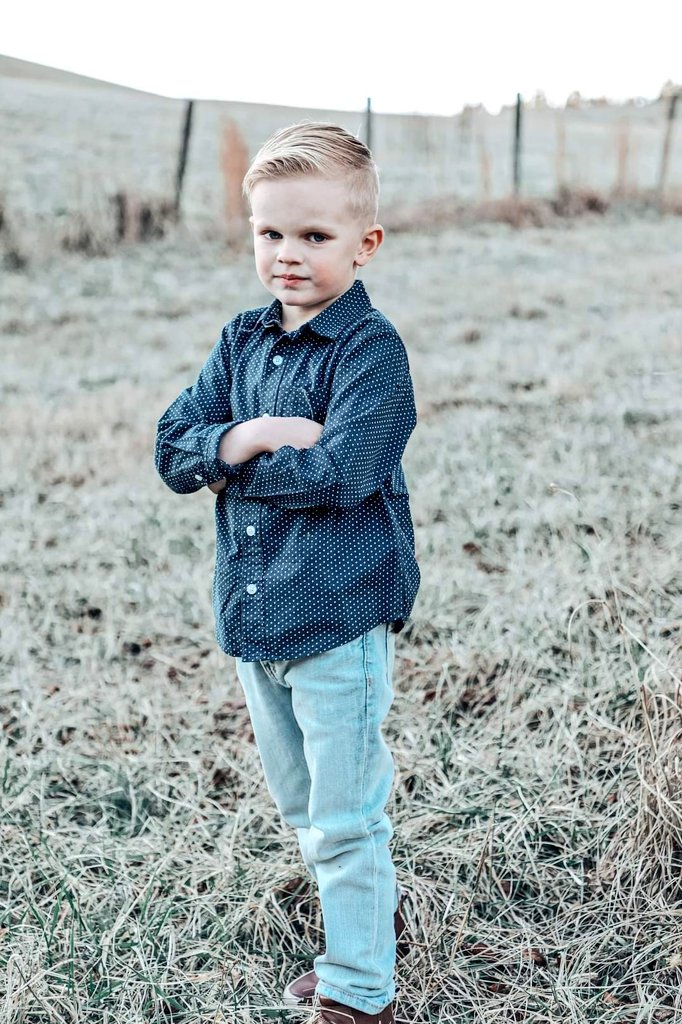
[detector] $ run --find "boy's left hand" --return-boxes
[266,416,323,452]
[208,416,323,494]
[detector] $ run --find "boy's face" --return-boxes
[250,175,383,332]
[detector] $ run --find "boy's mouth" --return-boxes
[278,274,305,282]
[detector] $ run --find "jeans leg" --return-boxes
[285,622,397,1015]
[234,657,317,883]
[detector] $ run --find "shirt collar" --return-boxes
[257,279,373,341]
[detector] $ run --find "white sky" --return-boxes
[5,0,681,115]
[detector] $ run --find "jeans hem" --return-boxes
[315,981,395,1015]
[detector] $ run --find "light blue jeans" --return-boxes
[234,622,398,1015]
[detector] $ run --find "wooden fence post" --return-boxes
[513,93,522,195]
[555,110,566,191]
[478,132,491,200]
[658,91,679,201]
[615,118,631,196]
[174,99,194,218]
[221,118,250,248]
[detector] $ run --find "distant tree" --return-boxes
[659,79,682,99]
[461,102,484,115]
[566,91,611,109]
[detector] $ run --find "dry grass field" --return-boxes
[1,203,681,1023]
[2,51,682,1024]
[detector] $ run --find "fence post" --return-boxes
[615,118,631,196]
[365,97,373,152]
[513,93,522,195]
[174,99,194,218]
[221,118,250,248]
[555,110,566,192]
[658,91,679,201]
[478,132,492,200]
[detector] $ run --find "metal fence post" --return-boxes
[174,99,194,218]
[513,93,522,195]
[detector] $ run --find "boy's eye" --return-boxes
[264,230,282,240]
[307,232,327,243]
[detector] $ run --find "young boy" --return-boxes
[155,122,420,1024]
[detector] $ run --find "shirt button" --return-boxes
[272,354,283,366]
[194,474,204,482]
[246,525,256,536]
[246,583,258,595]
[262,412,271,418]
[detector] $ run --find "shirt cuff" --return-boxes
[200,423,245,486]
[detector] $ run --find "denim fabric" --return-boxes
[155,280,420,663]
[234,621,398,1015]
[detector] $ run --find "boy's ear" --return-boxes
[355,224,384,267]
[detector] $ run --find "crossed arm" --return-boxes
[206,415,324,493]
[155,316,416,509]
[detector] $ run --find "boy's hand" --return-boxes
[208,416,323,494]
[262,416,324,453]
[209,420,265,493]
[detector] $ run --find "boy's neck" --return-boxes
[281,308,307,333]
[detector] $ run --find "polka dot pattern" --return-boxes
[155,279,421,662]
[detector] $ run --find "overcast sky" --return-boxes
[5,0,681,115]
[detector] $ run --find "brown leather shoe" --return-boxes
[282,895,408,1007]
[316,996,394,1023]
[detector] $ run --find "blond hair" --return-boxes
[242,121,379,225]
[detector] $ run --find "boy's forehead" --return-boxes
[250,174,356,220]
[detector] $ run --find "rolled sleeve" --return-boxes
[236,322,417,510]
[155,318,245,494]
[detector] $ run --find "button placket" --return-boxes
[268,333,292,415]
[240,489,265,645]
[261,336,282,417]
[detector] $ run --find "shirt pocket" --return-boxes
[282,385,316,419]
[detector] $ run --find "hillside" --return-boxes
[0,52,155,94]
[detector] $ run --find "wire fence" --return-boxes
[1,72,681,263]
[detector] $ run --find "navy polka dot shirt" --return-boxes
[155,279,421,662]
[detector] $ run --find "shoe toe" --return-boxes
[282,967,318,1005]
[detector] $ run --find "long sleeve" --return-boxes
[235,319,417,510]
[155,317,246,494]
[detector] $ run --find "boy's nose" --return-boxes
[276,240,302,263]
